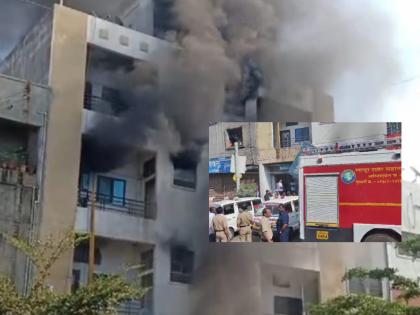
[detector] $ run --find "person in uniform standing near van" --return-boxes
[212,207,230,242]
[276,204,290,242]
[260,208,273,242]
[237,204,254,242]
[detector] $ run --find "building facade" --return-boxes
[0,3,207,315]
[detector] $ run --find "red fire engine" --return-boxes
[299,149,401,242]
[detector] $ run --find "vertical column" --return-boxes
[39,5,88,292]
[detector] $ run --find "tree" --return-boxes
[310,235,420,315]
[0,231,147,315]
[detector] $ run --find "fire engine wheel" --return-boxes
[363,233,398,242]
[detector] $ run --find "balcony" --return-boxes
[75,190,156,243]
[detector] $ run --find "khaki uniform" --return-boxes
[212,214,229,242]
[260,216,273,242]
[237,211,253,242]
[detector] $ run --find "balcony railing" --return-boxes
[118,300,144,315]
[84,94,128,116]
[77,190,156,219]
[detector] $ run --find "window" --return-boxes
[349,278,383,297]
[387,122,401,136]
[73,242,101,265]
[274,296,303,315]
[170,246,194,284]
[223,204,234,215]
[237,201,252,212]
[101,86,127,114]
[286,122,298,127]
[280,130,291,148]
[225,127,244,149]
[97,176,126,206]
[141,249,154,270]
[295,127,310,142]
[252,199,262,211]
[171,152,197,189]
[143,158,156,178]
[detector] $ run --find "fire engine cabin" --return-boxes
[299,149,401,242]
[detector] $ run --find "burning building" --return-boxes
[0,0,403,314]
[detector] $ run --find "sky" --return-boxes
[377,0,420,181]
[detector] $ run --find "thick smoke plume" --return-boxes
[86,0,399,172]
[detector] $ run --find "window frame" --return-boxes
[96,175,127,206]
[170,246,194,284]
[295,127,310,143]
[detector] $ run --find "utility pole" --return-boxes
[235,141,240,193]
[88,177,96,284]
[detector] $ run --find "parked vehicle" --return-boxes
[299,149,401,242]
[253,196,299,241]
[210,197,263,238]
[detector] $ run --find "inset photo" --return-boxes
[209,122,402,243]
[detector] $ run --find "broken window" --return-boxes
[274,296,303,315]
[170,246,194,284]
[171,151,197,189]
[225,127,244,149]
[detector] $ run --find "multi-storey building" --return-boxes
[0,3,207,315]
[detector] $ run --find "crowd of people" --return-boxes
[208,203,290,243]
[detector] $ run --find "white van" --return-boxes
[210,197,263,238]
[254,196,300,237]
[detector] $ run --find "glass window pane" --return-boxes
[97,176,112,204]
[113,179,125,206]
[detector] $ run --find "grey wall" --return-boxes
[0,181,36,293]
[0,12,52,85]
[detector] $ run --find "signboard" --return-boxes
[230,155,247,174]
[209,157,231,174]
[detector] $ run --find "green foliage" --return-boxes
[309,294,408,315]
[237,182,257,197]
[312,235,420,313]
[0,230,146,315]
[397,235,420,259]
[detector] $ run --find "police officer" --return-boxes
[212,207,230,242]
[237,204,253,242]
[276,204,290,242]
[260,208,273,242]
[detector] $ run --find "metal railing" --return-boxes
[77,190,156,219]
[84,94,128,115]
[118,300,144,315]
[301,137,401,156]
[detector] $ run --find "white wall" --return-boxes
[403,181,420,234]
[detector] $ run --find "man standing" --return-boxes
[209,207,216,242]
[260,208,273,242]
[237,205,253,242]
[276,205,290,242]
[212,207,230,242]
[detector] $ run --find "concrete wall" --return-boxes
[0,12,52,85]
[39,5,88,292]
[311,122,387,146]
[0,74,50,127]
[0,182,35,293]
